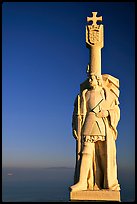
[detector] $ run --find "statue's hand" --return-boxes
[96,110,109,118]
[73,130,78,140]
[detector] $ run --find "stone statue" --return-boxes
[71,73,120,191]
[70,12,121,201]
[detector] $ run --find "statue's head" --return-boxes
[88,73,102,89]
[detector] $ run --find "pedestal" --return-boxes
[70,190,120,202]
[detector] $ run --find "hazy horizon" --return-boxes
[2,166,135,202]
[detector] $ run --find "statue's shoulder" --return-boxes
[81,89,89,101]
[102,74,120,98]
[80,79,90,93]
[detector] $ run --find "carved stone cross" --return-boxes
[87,12,102,26]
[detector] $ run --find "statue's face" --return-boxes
[89,75,98,89]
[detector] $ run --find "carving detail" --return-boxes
[86,25,103,47]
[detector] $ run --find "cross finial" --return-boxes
[87,12,102,26]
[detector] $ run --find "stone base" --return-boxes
[70,190,120,202]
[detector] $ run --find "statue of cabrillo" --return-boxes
[69,12,121,201]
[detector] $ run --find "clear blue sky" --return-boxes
[2,2,135,171]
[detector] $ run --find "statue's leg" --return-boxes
[87,142,95,190]
[97,140,107,189]
[94,140,104,190]
[70,141,94,192]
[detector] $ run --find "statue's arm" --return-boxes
[96,100,120,119]
[80,89,88,125]
[96,110,109,118]
[72,90,88,140]
[96,88,120,119]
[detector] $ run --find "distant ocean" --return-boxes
[2,167,135,202]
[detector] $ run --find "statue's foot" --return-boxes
[70,182,87,192]
[88,185,94,190]
[109,184,120,191]
[93,184,101,190]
